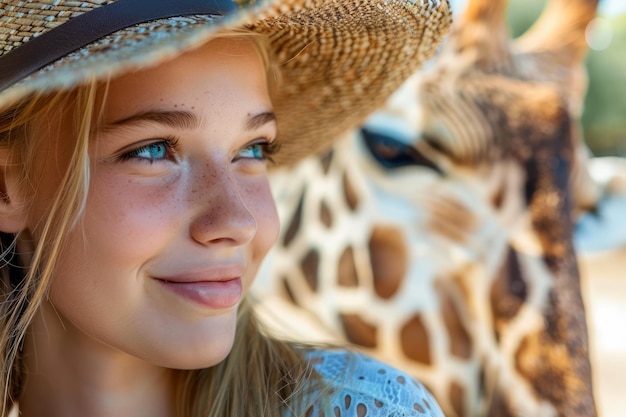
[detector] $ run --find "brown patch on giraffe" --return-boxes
[486,392,516,417]
[338,246,358,287]
[451,272,472,304]
[424,194,477,244]
[282,192,304,247]
[368,225,408,299]
[450,381,466,417]
[478,365,487,402]
[515,329,592,414]
[340,313,378,348]
[490,246,527,342]
[320,200,333,229]
[281,276,297,305]
[342,171,360,211]
[480,356,517,417]
[300,249,320,292]
[320,150,334,174]
[491,183,506,209]
[436,281,472,359]
[400,314,432,365]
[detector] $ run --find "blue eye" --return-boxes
[134,143,168,159]
[238,143,266,160]
[122,139,177,162]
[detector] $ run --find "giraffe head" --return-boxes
[370,0,602,216]
[359,5,601,412]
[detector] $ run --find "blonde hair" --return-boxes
[0,30,320,417]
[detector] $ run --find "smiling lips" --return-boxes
[154,267,244,309]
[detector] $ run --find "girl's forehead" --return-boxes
[100,38,270,124]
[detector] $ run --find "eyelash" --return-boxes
[251,139,281,164]
[118,137,179,163]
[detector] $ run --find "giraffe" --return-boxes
[406,0,601,414]
[252,0,601,416]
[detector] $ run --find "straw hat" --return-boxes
[0,0,452,166]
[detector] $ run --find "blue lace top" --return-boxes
[303,350,445,416]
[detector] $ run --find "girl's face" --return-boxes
[26,38,280,369]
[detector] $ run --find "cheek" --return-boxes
[83,170,185,256]
[46,171,188,326]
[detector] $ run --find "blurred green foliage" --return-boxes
[584,14,626,156]
[507,0,626,156]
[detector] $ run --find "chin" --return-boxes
[151,317,238,371]
[149,340,236,371]
[172,341,235,371]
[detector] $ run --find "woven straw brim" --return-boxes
[0,0,452,167]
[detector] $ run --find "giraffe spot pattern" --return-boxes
[491,179,506,209]
[300,249,320,292]
[320,150,334,174]
[450,381,465,417]
[490,246,528,342]
[422,192,478,244]
[281,275,297,304]
[342,171,360,211]
[514,328,590,413]
[338,246,358,287]
[436,281,473,359]
[282,191,304,247]
[320,199,333,228]
[400,314,432,365]
[369,225,408,299]
[339,313,378,348]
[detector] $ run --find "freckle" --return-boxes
[174,104,178,108]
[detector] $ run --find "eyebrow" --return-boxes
[101,110,276,133]
[245,111,276,131]
[103,110,199,131]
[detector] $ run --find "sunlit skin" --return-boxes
[17,39,280,417]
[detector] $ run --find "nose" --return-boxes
[189,165,257,247]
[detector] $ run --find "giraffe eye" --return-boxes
[361,128,443,174]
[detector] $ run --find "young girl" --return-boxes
[0,0,452,416]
